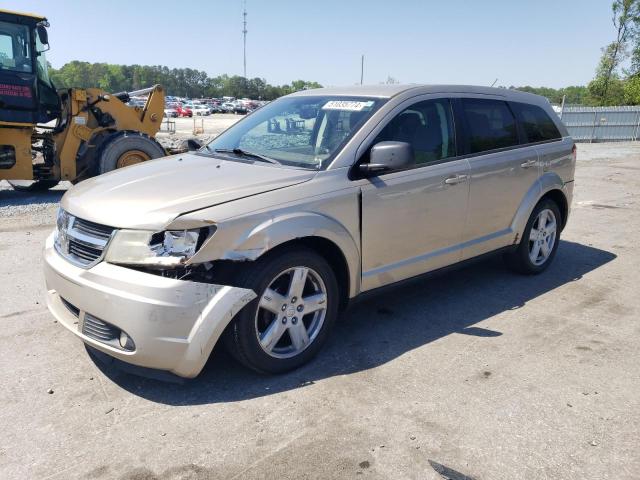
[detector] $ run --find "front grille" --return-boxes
[68,240,103,263]
[73,218,115,241]
[82,314,119,343]
[55,212,116,267]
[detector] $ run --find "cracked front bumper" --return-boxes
[43,234,256,378]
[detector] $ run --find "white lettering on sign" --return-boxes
[322,100,374,112]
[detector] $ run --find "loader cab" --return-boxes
[0,9,59,125]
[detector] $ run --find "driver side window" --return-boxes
[374,98,455,165]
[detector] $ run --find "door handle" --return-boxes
[521,159,537,168]
[444,174,468,185]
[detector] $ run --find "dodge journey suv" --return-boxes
[44,85,575,378]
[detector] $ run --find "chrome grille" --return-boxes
[82,314,119,343]
[55,211,116,267]
[68,241,103,263]
[72,218,114,241]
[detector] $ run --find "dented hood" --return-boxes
[62,153,316,229]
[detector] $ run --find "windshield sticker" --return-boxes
[322,100,374,112]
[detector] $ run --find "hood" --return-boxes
[62,153,316,229]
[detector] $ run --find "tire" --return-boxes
[224,247,339,374]
[504,199,562,274]
[96,131,166,175]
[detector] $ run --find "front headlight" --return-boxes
[104,228,211,267]
[53,207,70,253]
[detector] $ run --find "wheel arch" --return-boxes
[257,236,351,311]
[512,172,569,242]
[539,189,569,231]
[189,211,361,302]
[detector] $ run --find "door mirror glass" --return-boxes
[360,141,414,175]
[36,25,49,47]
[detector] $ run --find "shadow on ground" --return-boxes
[91,240,616,404]
[0,188,65,208]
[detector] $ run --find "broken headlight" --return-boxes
[104,228,213,268]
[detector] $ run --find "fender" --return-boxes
[188,211,362,298]
[511,171,568,242]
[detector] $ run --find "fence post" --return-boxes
[633,111,640,141]
[559,95,566,120]
[589,111,598,143]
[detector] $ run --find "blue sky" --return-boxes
[3,0,613,88]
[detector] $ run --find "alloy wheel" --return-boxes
[254,266,328,359]
[528,208,557,266]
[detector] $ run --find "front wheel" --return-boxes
[504,199,561,274]
[224,247,339,373]
[96,132,166,174]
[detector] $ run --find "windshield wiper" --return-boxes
[213,148,280,165]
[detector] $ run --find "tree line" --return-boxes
[586,0,640,106]
[49,61,322,100]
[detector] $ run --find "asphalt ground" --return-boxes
[0,142,638,479]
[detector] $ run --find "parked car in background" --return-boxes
[221,102,235,113]
[233,103,249,115]
[175,105,193,117]
[163,108,178,118]
[191,105,211,116]
[44,85,575,379]
[206,102,223,113]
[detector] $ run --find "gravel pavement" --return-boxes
[0,143,638,479]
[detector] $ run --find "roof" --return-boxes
[0,8,47,21]
[290,84,546,103]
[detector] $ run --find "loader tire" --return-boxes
[96,131,166,175]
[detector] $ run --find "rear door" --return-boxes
[510,101,571,183]
[455,97,540,259]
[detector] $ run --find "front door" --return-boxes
[359,98,470,291]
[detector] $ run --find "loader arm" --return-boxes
[53,85,166,181]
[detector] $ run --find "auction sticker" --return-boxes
[322,100,374,111]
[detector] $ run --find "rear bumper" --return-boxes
[43,233,256,378]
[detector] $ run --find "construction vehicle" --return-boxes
[0,9,167,190]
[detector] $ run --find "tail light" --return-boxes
[572,144,577,162]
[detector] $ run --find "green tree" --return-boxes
[592,0,640,105]
[49,62,321,100]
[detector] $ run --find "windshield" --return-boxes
[203,95,385,169]
[0,21,32,73]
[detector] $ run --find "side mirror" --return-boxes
[179,138,203,151]
[36,25,49,46]
[359,141,414,176]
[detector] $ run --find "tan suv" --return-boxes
[44,85,575,378]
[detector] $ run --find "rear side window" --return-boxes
[512,102,561,143]
[460,99,518,154]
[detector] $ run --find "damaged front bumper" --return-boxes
[43,234,256,378]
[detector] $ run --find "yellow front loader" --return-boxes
[0,9,167,190]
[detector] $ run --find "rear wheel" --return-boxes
[224,247,339,373]
[504,199,561,274]
[96,132,166,174]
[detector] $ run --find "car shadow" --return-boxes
[92,240,616,405]
[0,188,65,208]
